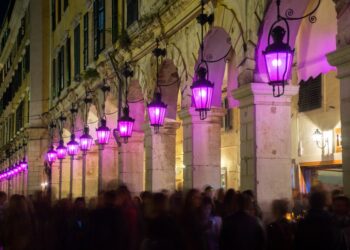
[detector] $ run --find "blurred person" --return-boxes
[294,190,348,250]
[214,188,225,217]
[2,195,35,250]
[220,193,266,250]
[204,185,214,200]
[222,188,237,218]
[67,197,89,250]
[141,192,183,250]
[243,189,263,220]
[88,190,128,250]
[116,185,141,250]
[332,195,350,245]
[266,199,295,250]
[199,196,221,250]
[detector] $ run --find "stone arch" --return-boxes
[127,79,145,132]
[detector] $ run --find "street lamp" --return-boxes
[96,82,111,145]
[147,40,167,132]
[191,0,214,120]
[263,0,321,97]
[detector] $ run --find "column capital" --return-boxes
[327,45,350,78]
[178,107,226,125]
[232,83,299,108]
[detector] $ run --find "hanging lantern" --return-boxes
[147,92,167,132]
[191,67,214,120]
[96,119,111,145]
[67,134,80,156]
[46,146,57,165]
[80,127,93,152]
[263,26,294,97]
[56,140,67,159]
[118,106,135,143]
[20,159,28,171]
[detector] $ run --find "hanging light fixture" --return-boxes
[96,81,111,145]
[191,0,215,120]
[46,122,57,166]
[147,39,167,133]
[67,104,79,156]
[46,146,57,165]
[263,0,321,97]
[20,139,28,171]
[80,92,94,152]
[116,63,135,143]
[56,113,67,160]
[118,106,135,143]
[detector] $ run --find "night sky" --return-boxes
[0,0,11,27]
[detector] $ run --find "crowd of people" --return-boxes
[0,185,349,250]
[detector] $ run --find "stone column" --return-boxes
[99,142,118,191]
[118,132,145,195]
[26,128,49,196]
[85,147,98,199]
[179,107,225,190]
[144,120,181,192]
[233,83,299,212]
[327,45,350,196]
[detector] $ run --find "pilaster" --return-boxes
[179,107,226,190]
[233,83,299,212]
[327,44,350,196]
[144,119,181,192]
[118,132,145,195]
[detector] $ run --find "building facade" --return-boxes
[1,0,350,213]
[0,0,50,196]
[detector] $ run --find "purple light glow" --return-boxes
[264,51,293,83]
[96,119,111,145]
[191,67,214,120]
[67,134,79,156]
[147,92,167,131]
[118,107,135,142]
[47,147,57,165]
[56,140,67,159]
[80,127,93,152]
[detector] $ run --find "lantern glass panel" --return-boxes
[80,133,94,151]
[264,51,293,84]
[96,126,111,145]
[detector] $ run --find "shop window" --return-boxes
[58,0,62,22]
[298,74,322,112]
[58,46,65,95]
[52,59,56,98]
[66,37,71,85]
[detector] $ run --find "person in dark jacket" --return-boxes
[220,193,266,250]
[266,199,295,250]
[294,190,348,250]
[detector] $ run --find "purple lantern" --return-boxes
[147,92,167,132]
[263,26,294,97]
[118,107,135,143]
[80,127,93,152]
[96,119,111,145]
[56,140,67,160]
[191,67,214,120]
[20,159,28,171]
[47,146,57,165]
[67,134,79,156]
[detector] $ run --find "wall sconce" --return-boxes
[312,129,328,149]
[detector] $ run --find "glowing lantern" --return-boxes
[263,26,294,97]
[96,119,111,145]
[56,140,67,160]
[191,67,214,120]
[80,127,93,152]
[117,107,135,143]
[147,92,167,132]
[47,146,57,165]
[67,134,79,156]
